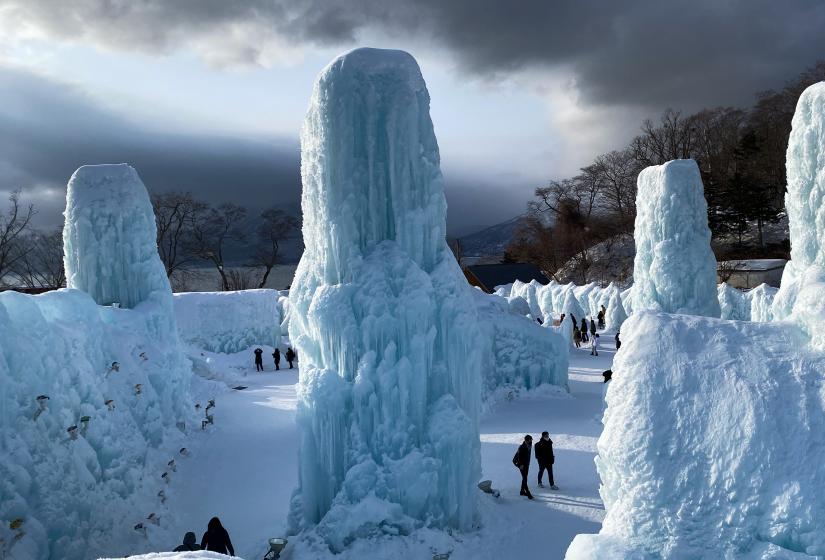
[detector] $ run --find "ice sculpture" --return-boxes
[748,284,777,323]
[0,165,191,560]
[717,283,749,321]
[605,290,627,332]
[64,165,172,311]
[632,159,720,317]
[772,82,825,348]
[287,48,481,549]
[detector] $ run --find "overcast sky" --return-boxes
[0,0,823,236]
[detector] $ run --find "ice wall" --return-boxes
[1,166,192,560]
[605,289,627,332]
[567,311,825,559]
[288,48,481,550]
[632,159,720,317]
[772,82,825,349]
[173,289,281,353]
[717,283,749,321]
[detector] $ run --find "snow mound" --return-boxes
[632,159,720,317]
[773,82,825,349]
[173,290,281,354]
[567,311,825,559]
[98,553,238,560]
[1,165,192,560]
[288,48,481,551]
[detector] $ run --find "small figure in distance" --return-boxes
[598,306,606,330]
[254,348,264,372]
[201,516,235,556]
[512,435,534,499]
[590,317,597,337]
[535,431,558,490]
[602,369,612,383]
[573,326,582,348]
[580,317,589,343]
[272,347,281,371]
[173,531,201,552]
[590,333,600,356]
[615,331,621,350]
[285,347,296,369]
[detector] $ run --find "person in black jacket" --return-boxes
[590,318,597,336]
[534,431,558,490]
[580,318,589,343]
[201,516,235,556]
[513,435,534,499]
[285,347,296,369]
[254,348,264,372]
[173,531,200,552]
[615,332,621,350]
[272,348,281,371]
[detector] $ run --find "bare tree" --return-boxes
[252,208,299,289]
[151,192,208,278]
[0,190,36,286]
[14,229,65,289]
[191,203,248,291]
[225,268,257,291]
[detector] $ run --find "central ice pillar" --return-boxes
[288,48,481,550]
[632,159,720,317]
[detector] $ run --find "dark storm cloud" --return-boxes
[0,66,301,226]
[3,0,824,111]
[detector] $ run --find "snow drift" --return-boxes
[173,289,281,353]
[0,165,192,560]
[287,48,482,551]
[632,159,720,317]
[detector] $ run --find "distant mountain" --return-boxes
[457,215,524,261]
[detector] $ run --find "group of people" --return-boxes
[173,517,234,556]
[254,347,296,372]
[512,431,558,500]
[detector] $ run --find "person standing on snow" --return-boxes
[598,306,607,329]
[513,435,534,499]
[272,348,281,371]
[615,332,621,350]
[590,333,600,356]
[173,532,201,552]
[201,517,235,556]
[285,347,296,369]
[573,326,582,348]
[580,318,589,342]
[590,318,597,337]
[253,348,264,372]
[535,431,558,490]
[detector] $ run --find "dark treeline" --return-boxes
[0,189,299,291]
[507,61,825,283]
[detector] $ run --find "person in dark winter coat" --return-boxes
[285,347,296,369]
[573,326,582,348]
[254,348,264,372]
[615,332,621,350]
[201,517,234,556]
[513,435,534,499]
[598,306,606,329]
[272,348,281,371]
[173,531,201,552]
[590,318,597,336]
[580,318,589,342]
[534,431,558,490]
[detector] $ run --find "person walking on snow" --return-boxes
[513,435,534,499]
[285,347,296,369]
[573,326,582,348]
[201,517,235,556]
[590,318,597,337]
[598,306,606,329]
[535,431,558,490]
[253,348,264,372]
[272,348,281,371]
[590,333,600,356]
[580,318,589,342]
[173,532,201,552]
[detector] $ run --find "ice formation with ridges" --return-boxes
[0,165,192,560]
[287,48,481,550]
[632,159,720,317]
[773,82,825,349]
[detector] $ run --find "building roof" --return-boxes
[464,263,549,292]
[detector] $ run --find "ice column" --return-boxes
[63,164,173,310]
[632,159,720,317]
[772,82,825,348]
[288,48,481,549]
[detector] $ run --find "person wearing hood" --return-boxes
[173,532,200,552]
[201,516,235,556]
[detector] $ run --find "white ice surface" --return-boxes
[632,159,720,317]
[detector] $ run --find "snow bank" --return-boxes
[567,311,825,559]
[632,159,720,317]
[173,290,281,353]
[473,291,568,400]
[747,284,778,323]
[288,48,482,551]
[773,82,825,349]
[98,553,239,560]
[1,165,192,560]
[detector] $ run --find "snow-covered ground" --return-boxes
[116,337,612,560]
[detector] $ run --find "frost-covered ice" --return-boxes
[287,48,482,551]
[604,289,627,332]
[772,82,825,349]
[632,159,720,317]
[1,165,193,560]
[567,311,825,559]
[174,290,281,353]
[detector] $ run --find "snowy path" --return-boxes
[164,341,614,559]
